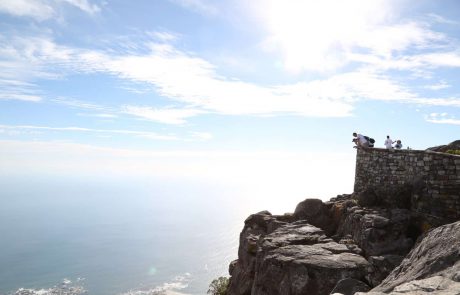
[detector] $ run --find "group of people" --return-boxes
[352,132,403,149]
[384,135,403,150]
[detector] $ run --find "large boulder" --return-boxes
[372,220,460,293]
[251,243,369,295]
[337,206,414,258]
[227,211,287,295]
[293,198,336,235]
[250,223,370,295]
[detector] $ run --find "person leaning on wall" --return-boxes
[353,132,369,148]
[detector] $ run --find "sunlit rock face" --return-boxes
[371,220,460,294]
[227,141,460,295]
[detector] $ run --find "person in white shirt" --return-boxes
[384,135,394,149]
[353,132,369,148]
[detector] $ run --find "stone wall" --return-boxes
[354,148,460,221]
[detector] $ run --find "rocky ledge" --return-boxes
[227,142,460,295]
[228,195,460,295]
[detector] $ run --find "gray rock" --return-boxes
[251,243,370,295]
[361,276,460,294]
[373,220,460,293]
[260,222,333,251]
[366,255,404,286]
[228,211,288,295]
[293,198,336,235]
[426,140,460,153]
[330,278,370,295]
[337,207,414,258]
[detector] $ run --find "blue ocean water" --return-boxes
[0,176,252,295]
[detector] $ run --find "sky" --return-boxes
[1,0,460,201]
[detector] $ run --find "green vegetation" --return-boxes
[446,150,460,155]
[207,277,229,295]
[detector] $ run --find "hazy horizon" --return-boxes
[1,0,460,293]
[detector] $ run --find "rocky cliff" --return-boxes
[227,142,460,295]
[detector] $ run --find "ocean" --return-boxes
[0,152,354,295]
[0,176,249,295]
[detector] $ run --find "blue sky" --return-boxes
[1,0,460,200]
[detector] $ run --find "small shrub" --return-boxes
[446,149,460,155]
[207,276,229,295]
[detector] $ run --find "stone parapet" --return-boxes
[354,148,460,220]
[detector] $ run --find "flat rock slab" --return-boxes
[252,243,370,295]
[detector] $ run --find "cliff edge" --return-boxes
[227,141,460,295]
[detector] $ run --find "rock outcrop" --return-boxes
[227,141,460,295]
[426,139,460,153]
[370,220,460,293]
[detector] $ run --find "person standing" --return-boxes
[384,135,394,149]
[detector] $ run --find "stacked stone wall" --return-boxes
[354,148,460,220]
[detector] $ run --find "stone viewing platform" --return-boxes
[355,147,460,221]
[226,140,460,295]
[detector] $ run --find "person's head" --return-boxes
[387,135,390,139]
[353,132,357,137]
[397,140,401,143]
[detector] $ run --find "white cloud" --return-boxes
[188,131,212,141]
[0,124,216,142]
[60,0,100,14]
[426,13,459,25]
[424,81,450,91]
[80,42,356,117]
[426,117,460,125]
[3,34,460,120]
[0,0,100,20]
[51,97,112,111]
[122,106,206,125]
[0,124,180,141]
[425,113,460,125]
[77,113,118,118]
[0,92,42,102]
[0,0,54,21]
[168,0,217,16]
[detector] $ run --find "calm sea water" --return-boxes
[0,176,257,295]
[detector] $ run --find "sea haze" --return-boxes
[0,176,246,295]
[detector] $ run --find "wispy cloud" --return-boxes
[168,0,218,16]
[188,131,212,141]
[425,113,460,125]
[0,124,180,141]
[424,81,450,91]
[76,113,118,118]
[3,31,460,121]
[426,13,459,25]
[122,106,206,125]
[0,0,101,20]
[51,97,112,111]
[0,0,54,21]
[60,0,100,15]
[0,124,217,142]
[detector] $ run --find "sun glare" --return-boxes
[261,0,392,72]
